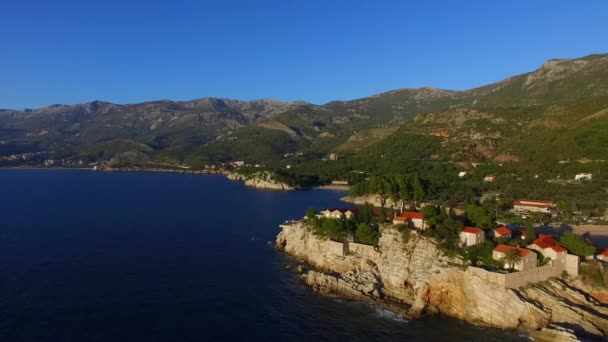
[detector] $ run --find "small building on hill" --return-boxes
[492,244,537,271]
[575,173,592,181]
[527,234,568,263]
[321,208,359,220]
[484,175,496,182]
[513,199,554,215]
[459,227,485,247]
[393,211,426,230]
[597,250,608,262]
[493,226,512,239]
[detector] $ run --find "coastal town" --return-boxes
[277,194,608,339]
[285,197,608,284]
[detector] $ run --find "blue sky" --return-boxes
[1,0,607,109]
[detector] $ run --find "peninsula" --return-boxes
[276,205,608,341]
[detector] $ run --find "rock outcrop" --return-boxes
[227,171,295,191]
[276,223,608,340]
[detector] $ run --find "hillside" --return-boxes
[1,53,608,172]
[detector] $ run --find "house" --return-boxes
[492,244,537,271]
[513,199,554,214]
[493,226,512,239]
[575,173,592,181]
[484,175,496,182]
[372,211,393,221]
[321,208,359,220]
[459,227,485,247]
[331,180,349,185]
[527,234,568,264]
[458,171,467,178]
[393,211,426,230]
[597,250,608,262]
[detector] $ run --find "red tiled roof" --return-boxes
[395,211,424,220]
[513,201,552,209]
[494,244,531,257]
[462,226,483,234]
[550,245,568,253]
[494,226,512,236]
[601,249,608,256]
[531,234,557,249]
[372,211,392,219]
[519,199,553,205]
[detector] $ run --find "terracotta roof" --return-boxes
[462,226,483,234]
[601,249,608,256]
[550,245,568,253]
[395,211,424,220]
[494,226,512,236]
[494,244,531,257]
[531,234,557,249]
[513,201,552,209]
[518,199,553,205]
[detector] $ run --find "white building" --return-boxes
[575,173,592,181]
[513,199,553,214]
[459,227,485,247]
[320,208,359,220]
[393,211,426,230]
[492,244,537,271]
[597,250,608,262]
[493,226,512,239]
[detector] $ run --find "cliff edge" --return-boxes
[226,171,294,190]
[276,223,608,341]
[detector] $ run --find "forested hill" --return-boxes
[1,53,607,172]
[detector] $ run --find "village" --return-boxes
[284,197,608,289]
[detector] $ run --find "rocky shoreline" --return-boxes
[276,222,608,341]
[226,171,295,191]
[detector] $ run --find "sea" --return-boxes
[0,169,527,341]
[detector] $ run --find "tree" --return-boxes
[502,249,522,270]
[525,220,536,244]
[559,231,596,257]
[465,241,496,267]
[422,205,442,229]
[359,203,374,225]
[306,207,317,219]
[465,204,494,229]
[555,199,572,212]
[355,223,379,245]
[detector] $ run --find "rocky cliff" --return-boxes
[227,171,294,191]
[276,223,608,341]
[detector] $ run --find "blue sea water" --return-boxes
[0,170,527,341]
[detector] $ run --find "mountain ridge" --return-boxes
[1,53,607,169]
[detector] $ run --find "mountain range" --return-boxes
[1,53,607,170]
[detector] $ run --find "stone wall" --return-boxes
[468,265,563,289]
[276,223,608,338]
[347,242,378,259]
[565,254,579,276]
[325,240,347,257]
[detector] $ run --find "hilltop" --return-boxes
[1,53,608,173]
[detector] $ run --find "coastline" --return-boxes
[314,184,350,191]
[276,222,608,341]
